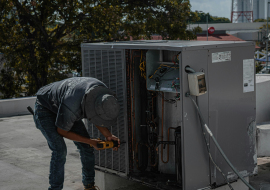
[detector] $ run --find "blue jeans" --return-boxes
[33,103,95,190]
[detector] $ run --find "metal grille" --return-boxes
[82,49,127,174]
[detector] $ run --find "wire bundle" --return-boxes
[139,50,146,79]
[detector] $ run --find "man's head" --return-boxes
[83,85,120,127]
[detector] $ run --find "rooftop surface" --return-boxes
[0,115,269,190]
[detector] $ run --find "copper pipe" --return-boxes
[136,142,158,168]
[151,94,157,129]
[132,51,136,153]
[161,92,168,163]
[166,127,177,163]
[130,50,134,160]
[161,92,176,163]
[148,145,158,167]
[131,50,140,160]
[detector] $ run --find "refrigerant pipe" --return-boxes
[161,92,177,164]
[161,92,168,163]
[186,93,256,190]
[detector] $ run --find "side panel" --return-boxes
[181,49,210,190]
[208,45,257,185]
[81,48,128,174]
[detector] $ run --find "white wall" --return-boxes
[230,31,259,41]
[256,74,270,123]
[189,22,264,31]
[0,97,36,118]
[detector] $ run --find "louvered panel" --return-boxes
[101,51,109,86]
[83,50,90,77]
[82,49,127,174]
[89,53,96,77]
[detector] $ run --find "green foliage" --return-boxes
[0,68,24,98]
[259,23,270,30]
[254,18,269,22]
[0,0,201,98]
[256,62,263,73]
[194,11,231,23]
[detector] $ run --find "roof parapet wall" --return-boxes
[0,97,36,118]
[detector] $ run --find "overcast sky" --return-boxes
[189,0,231,19]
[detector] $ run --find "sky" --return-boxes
[189,0,231,19]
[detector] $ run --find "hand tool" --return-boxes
[27,106,34,115]
[97,140,126,150]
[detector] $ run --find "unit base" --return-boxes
[198,177,249,190]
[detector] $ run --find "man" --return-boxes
[33,77,120,190]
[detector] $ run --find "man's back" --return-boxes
[36,77,105,130]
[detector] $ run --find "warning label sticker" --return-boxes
[212,51,231,63]
[243,59,254,93]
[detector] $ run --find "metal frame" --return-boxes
[81,41,256,190]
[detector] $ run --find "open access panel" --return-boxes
[81,41,257,190]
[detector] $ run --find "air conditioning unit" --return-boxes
[81,41,257,190]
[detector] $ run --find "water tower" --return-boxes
[231,0,253,23]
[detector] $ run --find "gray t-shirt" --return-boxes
[36,77,106,131]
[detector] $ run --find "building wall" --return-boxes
[0,97,36,118]
[189,22,263,42]
[234,0,253,23]
[230,31,259,41]
[253,0,270,20]
[189,22,264,31]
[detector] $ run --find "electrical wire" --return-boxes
[172,51,181,64]
[186,93,256,190]
[148,64,178,79]
[195,97,234,190]
[139,50,146,79]
[157,92,176,104]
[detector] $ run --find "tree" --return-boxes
[194,11,231,23]
[0,67,25,98]
[254,18,267,22]
[0,0,201,98]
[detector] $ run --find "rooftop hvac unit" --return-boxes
[81,41,257,190]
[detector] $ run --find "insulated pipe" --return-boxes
[186,93,256,190]
[159,50,163,62]
[185,66,196,74]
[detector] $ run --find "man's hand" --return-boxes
[89,139,103,150]
[95,125,120,151]
[106,135,120,151]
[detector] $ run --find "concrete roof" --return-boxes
[0,115,83,190]
[0,114,269,189]
[0,115,154,190]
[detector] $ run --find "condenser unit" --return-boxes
[81,41,257,190]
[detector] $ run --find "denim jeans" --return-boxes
[33,102,95,190]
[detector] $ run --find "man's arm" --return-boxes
[95,125,120,151]
[57,127,101,150]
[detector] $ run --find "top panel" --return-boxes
[81,40,254,51]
